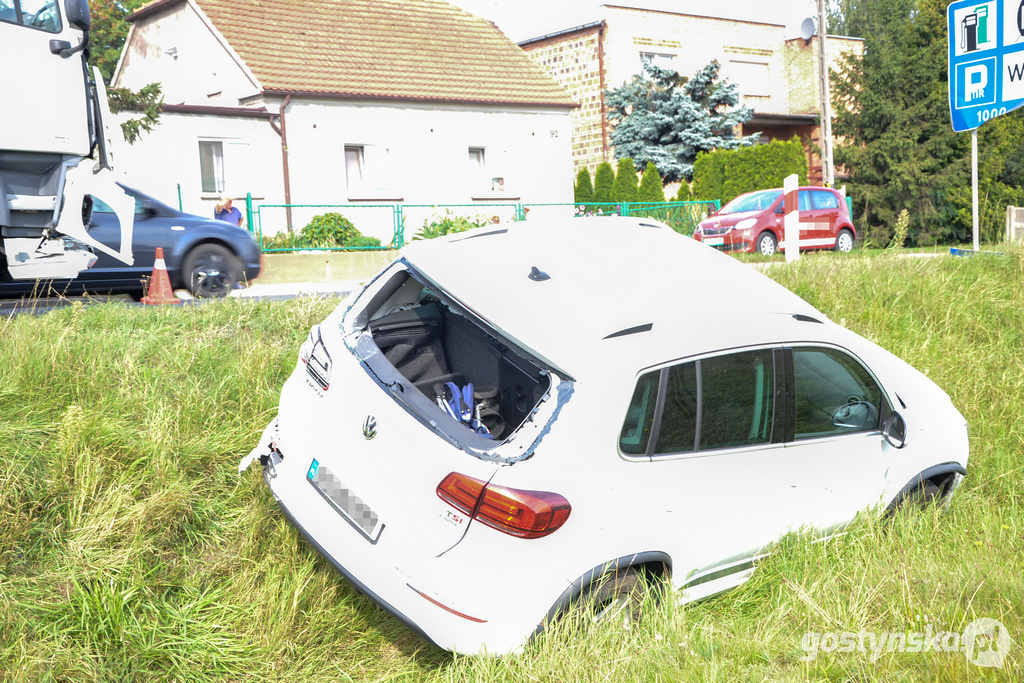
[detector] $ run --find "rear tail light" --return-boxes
[437,472,571,539]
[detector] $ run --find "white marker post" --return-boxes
[784,173,799,263]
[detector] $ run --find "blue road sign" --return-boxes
[948,0,1024,131]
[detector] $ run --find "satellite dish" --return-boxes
[800,17,817,41]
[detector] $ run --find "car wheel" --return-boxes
[183,244,241,298]
[583,569,647,627]
[756,231,777,256]
[834,228,855,253]
[890,480,943,516]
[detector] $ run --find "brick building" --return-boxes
[518,4,863,186]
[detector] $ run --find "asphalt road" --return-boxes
[0,280,360,317]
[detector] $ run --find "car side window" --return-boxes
[811,190,840,210]
[696,350,774,450]
[619,371,659,455]
[792,348,883,439]
[91,197,114,213]
[798,190,811,212]
[654,362,698,454]
[619,349,775,457]
[88,195,147,215]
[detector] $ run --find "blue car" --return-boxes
[0,185,262,299]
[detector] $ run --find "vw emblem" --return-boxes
[362,415,377,440]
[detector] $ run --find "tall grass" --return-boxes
[0,250,1021,681]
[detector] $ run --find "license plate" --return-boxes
[705,236,725,246]
[307,459,385,543]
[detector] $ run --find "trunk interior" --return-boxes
[361,269,551,442]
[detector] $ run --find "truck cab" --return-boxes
[0,0,134,282]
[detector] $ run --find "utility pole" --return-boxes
[817,0,834,187]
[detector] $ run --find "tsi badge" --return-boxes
[362,415,377,440]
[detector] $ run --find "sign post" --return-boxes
[947,0,1024,249]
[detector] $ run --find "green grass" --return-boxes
[1,249,1022,681]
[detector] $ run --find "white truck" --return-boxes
[0,0,134,283]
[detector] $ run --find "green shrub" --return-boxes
[300,212,358,247]
[613,157,639,203]
[674,181,692,202]
[593,162,616,204]
[415,211,491,241]
[260,212,382,250]
[691,136,808,204]
[637,163,665,202]
[574,168,594,204]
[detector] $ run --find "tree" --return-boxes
[593,162,616,204]
[832,0,1024,245]
[574,168,594,204]
[605,61,759,182]
[637,163,665,202]
[108,83,163,144]
[691,136,808,204]
[612,157,638,203]
[88,0,163,143]
[89,0,147,84]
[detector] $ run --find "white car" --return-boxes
[241,217,969,655]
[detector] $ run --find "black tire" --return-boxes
[756,231,777,256]
[182,244,241,298]
[890,481,942,516]
[904,481,942,510]
[834,228,855,253]
[583,569,647,626]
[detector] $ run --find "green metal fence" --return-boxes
[246,197,721,252]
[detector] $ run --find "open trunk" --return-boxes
[341,260,565,460]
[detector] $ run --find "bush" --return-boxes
[691,136,808,205]
[612,157,639,203]
[574,168,594,204]
[260,212,382,250]
[415,211,492,240]
[637,163,665,203]
[593,162,616,204]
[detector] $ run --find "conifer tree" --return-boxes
[574,168,594,204]
[612,158,638,203]
[606,60,759,182]
[592,162,616,204]
[637,163,665,202]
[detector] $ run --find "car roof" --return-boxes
[401,217,833,379]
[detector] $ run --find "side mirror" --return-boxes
[882,412,907,449]
[65,0,91,30]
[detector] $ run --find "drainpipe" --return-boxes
[598,22,609,162]
[269,94,294,231]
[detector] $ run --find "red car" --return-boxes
[693,187,856,256]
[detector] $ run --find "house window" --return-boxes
[199,140,225,194]
[468,147,485,169]
[345,146,364,191]
[640,52,676,74]
[729,60,771,98]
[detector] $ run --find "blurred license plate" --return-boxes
[307,459,384,543]
[705,237,725,246]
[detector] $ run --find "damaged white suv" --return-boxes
[240,217,969,655]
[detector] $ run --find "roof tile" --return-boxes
[183,0,576,106]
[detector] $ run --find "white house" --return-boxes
[112,0,577,243]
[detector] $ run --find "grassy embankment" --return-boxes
[0,249,1021,681]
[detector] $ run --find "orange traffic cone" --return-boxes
[141,247,182,305]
